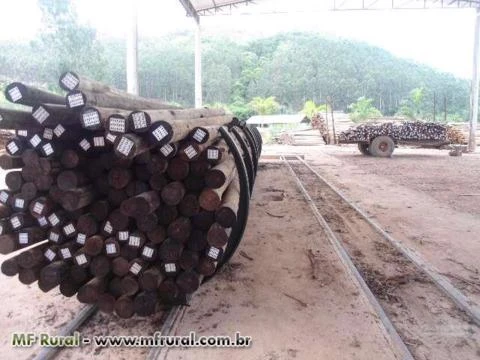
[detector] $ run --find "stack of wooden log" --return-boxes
[339,121,466,144]
[0,72,261,318]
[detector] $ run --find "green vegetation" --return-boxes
[301,100,328,121]
[0,1,470,123]
[348,97,382,122]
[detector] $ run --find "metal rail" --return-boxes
[282,156,415,360]
[33,305,98,360]
[293,155,480,326]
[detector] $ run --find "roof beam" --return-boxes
[178,0,200,23]
[197,0,254,13]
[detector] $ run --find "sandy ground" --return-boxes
[0,164,401,360]
[165,164,399,360]
[263,144,480,307]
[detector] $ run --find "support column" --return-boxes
[126,0,139,95]
[469,7,480,152]
[195,20,203,108]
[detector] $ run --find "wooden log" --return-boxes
[10,212,36,231]
[76,213,99,236]
[146,154,168,174]
[0,153,24,169]
[58,243,76,261]
[108,209,129,231]
[90,200,110,222]
[179,250,200,271]
[187,229,208,252]
[205,245,224,262]
[158,238,183,262]
[160,262,180,277]
[140,243,157,262]
[184,175,205,192]
[134,291,158,316]
[199,168,237,211]
[166,158,189,181]
[196,257,217,276]
[160,181,186,206]
[157,205,178,225]
[1,257,19,276]
[158,142,178,159]
[5,82,65,106]
[191,211,215,231]
[89,255,111,277]
[130,108,226,130]
[21,182,37,201]
[215,177,240,228]
[129,258,146,276]
[17,227,46,247]
[73,250,91,268]
[84,235,104,256]
[0,219,12,235]
[47,227,66,245]
[12,194,28,212]
[120,275,139,296]
[176,270,200,293]
[66,89,179,111]
[127,231,146,249]
[18,267,41,285]
[136,212,158,233]
[112,257,130,277]
[189,125,220,144]
[148,173,167,191]
[39,261,69,289]
[5,171,23,191]
[204,155,236,189]
[116,230,130,243]
[57,170,89,191]
[120,191,160,218]
[146,226,166,244]
[31,104,79,126]
[77,277,108,304]
[98,293,116,313]
[115,295,135,318]
[189,160,211,177]
[70,265,90,283]
[0,108,38,130]
[207,223,230,248]
[158,278,179,301]
[167,217,191,243]
[61,186,97,211]
[139,266,165,291]
[125,181,149,197]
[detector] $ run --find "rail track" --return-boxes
[30,156,480,360]
[283,155,480,360]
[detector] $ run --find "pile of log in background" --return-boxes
[0,71,261,318]
[339,121,466,144]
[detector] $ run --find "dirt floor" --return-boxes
[1,144,480,359]
[0,163,404,360]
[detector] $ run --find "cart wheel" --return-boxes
[357,143,371,156]
[369,136,394,157]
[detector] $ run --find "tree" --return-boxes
[301,100,328,120]
[248,96,280,115]
[397,87,426,119]
[348,97,382,122]
[32,0,106,84]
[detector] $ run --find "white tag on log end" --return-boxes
[105,132,117,143]
[37,216,48,227]
[53,124,65,138]
[32,106,49,124]
[132,112,147,129]
[193,129,206,142]
[165,263,176,273]
[152,126,168,141]
[106,243,117,254]
[42,143,54,156]
[93,136,105,147]
[160,144,174,157]
[109,117,126,133]
[33,202,44,215]
[67,93,84,108]
[43,128,54,140]
[103,221,113,234]
[82,109,100,128]
[79,138,91,151]
[8,87,22,102]
[118,231,129,241]
[17,130,28,137]
[7,141,19,154]
[130,262,142,275]
[49,231,60,243]
[10,216,21,229]
[61,72,79,90]
[207,247,221,259]
[116,137,134,157]
[0,191,9,203]
[76,233,86,245]
[18,232,29,244]
[60,248,72,259]
[75,254,88,266]
[15,198,25,209]
[63,223,75,235]
[142,246,154,258]
[207,149,219,160]
[29,135,42,148]
[48,213,60,226]
[184,145,197,159]
[129,235,140,247]
[44,249,56,261]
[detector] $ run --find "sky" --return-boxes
[0,0,476,79]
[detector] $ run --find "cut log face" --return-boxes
[0,72,262,318]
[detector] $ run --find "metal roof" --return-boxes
[247,114,306,125]
[179,0,480,18]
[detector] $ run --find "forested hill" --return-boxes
[0,31,470,121]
